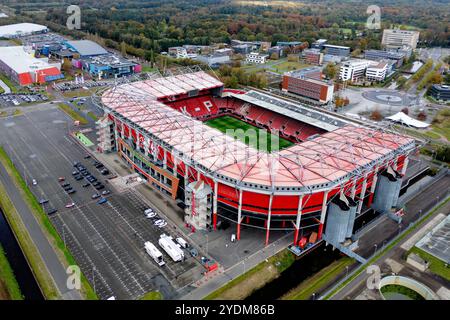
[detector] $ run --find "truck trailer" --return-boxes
[158,234,184,262]
[144,241,165,266]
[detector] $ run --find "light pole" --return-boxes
[374,244,378,255]
[398,224,402,236]
[345,265,349,278]
[418,209,422,219]
[312,293,316,300]
[382,240,387,249]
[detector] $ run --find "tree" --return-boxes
[417,112,427,121]
[435,145,450,163]
[401,107,409,115]
[120,41,127,56]
[323,63,338,80]
[370,110,383,121]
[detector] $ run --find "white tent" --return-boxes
[386,112,430,128]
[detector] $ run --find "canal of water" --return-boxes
[0,208,43,300]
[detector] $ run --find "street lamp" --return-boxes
[312,293,316,300]
[374,244,378,255]
[345,266,349,278]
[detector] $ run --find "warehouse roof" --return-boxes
[65,40,108,56]
[101,71,415,190]
[0,46,56,74]
[0,23,48,38]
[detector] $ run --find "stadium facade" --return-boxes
[96,70,416,246]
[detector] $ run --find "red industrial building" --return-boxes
[96,70,416,247]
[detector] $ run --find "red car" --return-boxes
[58,177,65,182]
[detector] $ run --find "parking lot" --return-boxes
[0,93,48,107]
[0,105,204,299]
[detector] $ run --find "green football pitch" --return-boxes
[205,116,294,152]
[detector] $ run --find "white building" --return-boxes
[0,23,48,38]
[168,47,189,59]
[382,29,420,50]
[339,59,372,82]
[246,52,268,64]
[194,54,230,67]
[340,59,389,83]
[366,61,388,82]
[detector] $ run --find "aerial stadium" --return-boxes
[95,68,416,247]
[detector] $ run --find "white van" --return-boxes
[231,234,236,243]
[176,237,189,249]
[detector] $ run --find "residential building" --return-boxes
[303,48,323,65]
[382,29,420,49]
[282,69,334,104]
[323,44,350,57]
[246,52,268,64]
[428,84,450,101]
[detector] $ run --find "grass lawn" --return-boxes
[281,257,354,300]
[270,61,309,74]
[0,244,23,300]
[429,108,450,142]
[87,111,99,121]
[62,89,94,98]
[58,103,89,125]
[141,65,157,73]
[409,247,450,281]
[0,147,97,300]
[205,116,294,152]
[204,250,295,300]
[140,291,163,300]
[0,73,17,93]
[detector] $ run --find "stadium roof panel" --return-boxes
[102,71,416,190]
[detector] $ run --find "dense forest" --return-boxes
[1,0,449,60]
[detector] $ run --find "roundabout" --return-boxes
[362,90,412,106]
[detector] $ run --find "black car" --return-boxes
[101,169,110,175]
[67,189,76,194]
[63,185,73,191]
[39,199,49,204]
[74,175,84,181]
[47,208,58,215]
[84,154,91,159]
[73,161,80,167]
[82,171,90,176]
[95,163,104,169]
[95,184,105,190]
[82,182,90,187]
[61,182,70,187]
[92,181,100,186]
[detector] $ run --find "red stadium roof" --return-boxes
[101,71,415,191]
